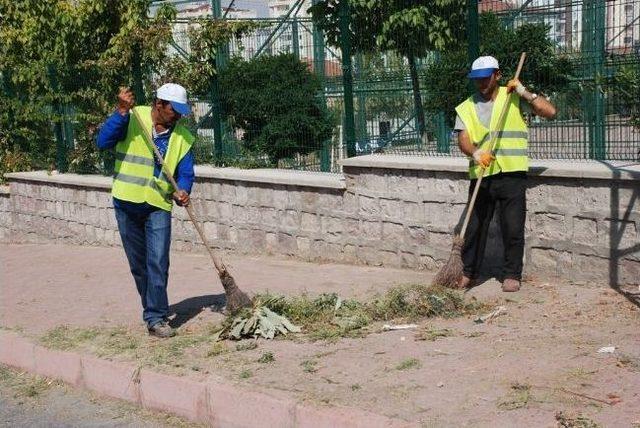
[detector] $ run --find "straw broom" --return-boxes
[432,52,527,288]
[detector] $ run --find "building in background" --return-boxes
[266,0,315,60]
[606,0,640,54]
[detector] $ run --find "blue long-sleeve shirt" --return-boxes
[97,110,195,213]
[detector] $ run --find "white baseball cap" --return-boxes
[468,56,499,79]
[156,83,191,116]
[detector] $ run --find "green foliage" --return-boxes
[376,0,466,57]
[615,62,640,129]
[423,13,574,125]
[215,299,301,341]
[366,284,471,321]
[310,0,466,136]
[219,54,333,164]
[0,1,259,174]
[359,54,413,121]
[0,0,177,174]
[309,0,465,55]
[243,284,481,341]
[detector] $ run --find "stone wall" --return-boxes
[340,156,640,286]
[0,186,11,241]
[3,156,639,286]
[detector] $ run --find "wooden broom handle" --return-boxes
[130,108,228,275]
[459,52,527,238]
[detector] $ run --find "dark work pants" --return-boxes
[462,171,527,281]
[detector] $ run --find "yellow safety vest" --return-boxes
[455,86,528,179]
[111,106,194,211]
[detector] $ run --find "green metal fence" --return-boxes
[169,6,347,172]
[180,0,640,167]
[1,0,639,178]
[346,0,640,161]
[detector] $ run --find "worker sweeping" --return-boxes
[453,55,557,292]
[96,84,195,338]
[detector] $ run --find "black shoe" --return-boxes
[148,320,175,338]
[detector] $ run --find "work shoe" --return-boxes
[457,275,476,289]
[148,321,175,338]
[501,278,521,292]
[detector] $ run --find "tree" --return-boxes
[422,13,574,126]
[0,0,176,175]
[219,54,333,164]
[309,0,466,139]
[614,62,640,130]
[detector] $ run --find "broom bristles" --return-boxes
[431,235,465,288]
[219,270,252,312]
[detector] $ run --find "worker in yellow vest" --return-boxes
[454,56,556,292]
[97,83,195,337]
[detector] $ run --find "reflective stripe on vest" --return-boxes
[115,151,155,167]
[111,106,194,211]
[455,87,528,179]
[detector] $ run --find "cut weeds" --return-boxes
[36,284,486,373]
[250,284,484,341]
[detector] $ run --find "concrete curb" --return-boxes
[0,331,416,428]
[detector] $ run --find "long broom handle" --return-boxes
[459,52,527,239]
[130,108,228,275]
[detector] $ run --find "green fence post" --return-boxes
[319,140,331,172]
[355,54,367,145]
[582,0,606,160]
[435,113,450,153]
[467,0,479,94]
[339,0,356,158]
[47,65,68,173]
[213,0,229,69]
[292,17,300,59]
[312,0,326,77]
[131,44,146,104]
[62,104,74,156]
[211,0,225,161]
[433,51,450,153]
[312,0,331,172]
[593,0,606,160]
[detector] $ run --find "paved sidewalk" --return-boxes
[1,243,427,335]
[2,243,639,427]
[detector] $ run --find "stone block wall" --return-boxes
[3,156,639,286]
[0,186,11,241]
[3,175,119,246]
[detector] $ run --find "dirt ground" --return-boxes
[2,243,640,427]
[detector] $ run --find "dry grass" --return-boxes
[0,365,60,399]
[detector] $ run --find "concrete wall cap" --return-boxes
[4,171,112,189]
[340,155,640,181]
[195,166,346,189]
